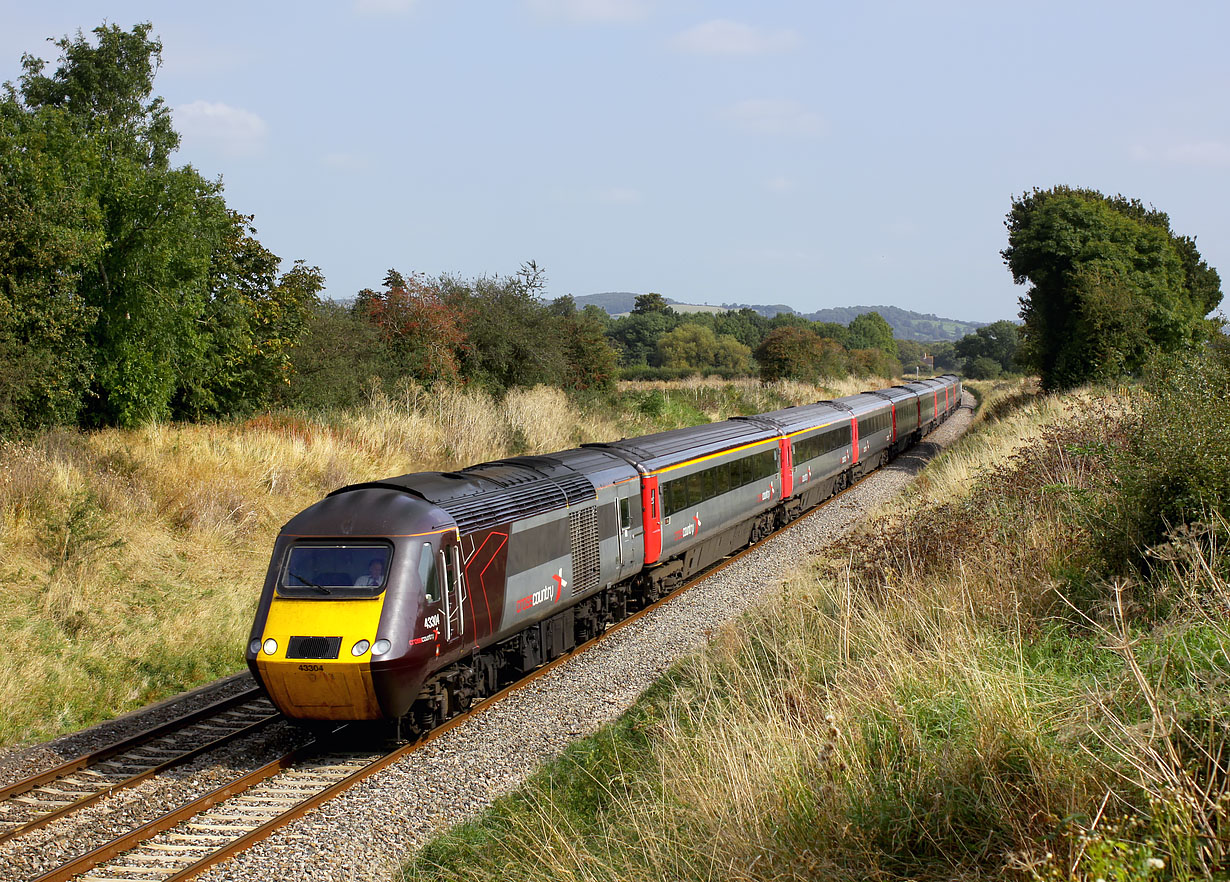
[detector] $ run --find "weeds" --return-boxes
[403,355,1230,881]
[0,378,813,746]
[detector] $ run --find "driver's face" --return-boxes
[369,561,384,578]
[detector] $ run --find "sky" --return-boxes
[3,1,1228,324]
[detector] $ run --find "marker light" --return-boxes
[372,639,391,656]
[351,639,371,657]
[262,638,278,655]
[248,639,261,656]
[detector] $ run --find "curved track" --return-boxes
[8,407,971,882]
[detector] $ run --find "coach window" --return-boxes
[717,462,731,495]
[702,467,715,500]
[688,470,704,507]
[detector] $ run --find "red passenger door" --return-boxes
[779,437,793,498]
[641,474,662,565]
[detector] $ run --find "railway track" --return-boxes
[4,413,971,882]
[3,468,872,882]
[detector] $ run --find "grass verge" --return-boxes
[405,361,1230,881]
[0,378,859,747]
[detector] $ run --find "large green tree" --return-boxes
[954,320,1020,378]
[1,22,318,428]
[846,311,896,355]
[1002,187,1221,390]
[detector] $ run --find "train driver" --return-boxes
[355,557,385,587]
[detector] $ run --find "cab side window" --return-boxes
[419,542,440,603]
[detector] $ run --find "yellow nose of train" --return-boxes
[252,596,386,720]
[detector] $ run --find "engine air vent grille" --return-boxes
[569,506,600,593]
[287,636,342,659]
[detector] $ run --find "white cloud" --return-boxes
[595,187,643,204]
[354,0,419,13]
[175,101,268,157]
[719,99,825,137]
[526,0,653,24]
[673,20,800,56]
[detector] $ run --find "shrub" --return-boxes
[1102,347,1230,569]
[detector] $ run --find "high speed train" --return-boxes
[247,375,962,732]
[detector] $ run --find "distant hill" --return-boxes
[801,305,986,342]
[574,294,984,342]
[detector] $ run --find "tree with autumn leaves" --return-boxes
[338,262,620,398]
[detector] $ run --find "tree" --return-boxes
[607,309,679,366]
[954,320,1020,376]
[847,311,896,356]
[558,311,619,392]
[360,271,465,385]
[279,300,393,411]
[1003,186,1222,390]
[0,93,102,431]
[631,292,672,315]
[442,263,568,390]
[755,327,846,383]
[1,22,315,426]
[656,325,751,374]
[849,348,901,378]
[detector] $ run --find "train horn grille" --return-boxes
[287,635,342,659]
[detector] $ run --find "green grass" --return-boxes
[401,363,1230,881]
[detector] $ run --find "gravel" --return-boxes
[197,394,976,882]
[0,673,258,790]
[1,396,974,882]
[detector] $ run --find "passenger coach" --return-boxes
[247,375,962,730]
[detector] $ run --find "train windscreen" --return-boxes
[279,543,394,598]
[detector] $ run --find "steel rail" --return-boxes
[0,711,280,846]
[0,686,265,804]
[29,408,967,881]
[27,732,344,882]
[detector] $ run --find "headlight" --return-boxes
[351,639,371,657]
[262,638,278,655]
[248,638,261,655]
[372,639,391,656]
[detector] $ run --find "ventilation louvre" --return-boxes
[286,636,342,659]
[569,506,600,593]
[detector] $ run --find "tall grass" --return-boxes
[0,379,823,747]
[407,368,1230,881]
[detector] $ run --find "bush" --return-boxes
[1102,347,1230,568]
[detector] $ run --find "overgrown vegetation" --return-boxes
[0,377,888,747]
[405,346,1230,881]
[1004,186,1222,391]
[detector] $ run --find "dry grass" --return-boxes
[0,378,822,747]
[409,376,1230,881]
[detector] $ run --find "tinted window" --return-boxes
[688,471,704,506]
[419,542,439,602]
[280,544,392,598]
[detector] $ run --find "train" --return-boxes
[246,374,963,732]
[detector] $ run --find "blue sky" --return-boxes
[3,1,1228,323]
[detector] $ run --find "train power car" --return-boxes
[247,375,962,732]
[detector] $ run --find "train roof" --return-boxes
[587,418,776,473]
[864,386,917,404]
[334,453,605,535]
[831,392,894,416]
[736,401,850,435]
